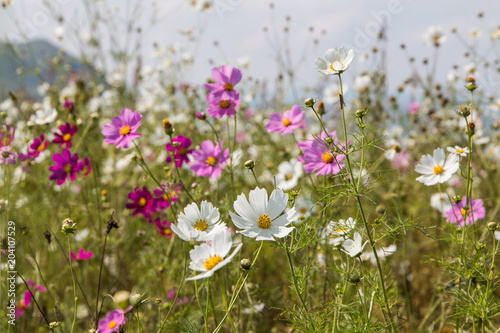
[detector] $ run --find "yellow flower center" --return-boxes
[322,153,334,163]
[206,156,217,166]
[258,214,272,229]
[194,219,208,231]
[120,125,131,136]
[224,83,234,91]
[64,164,73,173]
[456,149,465,153]
[284,173,293,181]
[163,229,172,236]
[108,320,117,329]
[329,60,344,71]
[433,165,444,175]
[461,208,469,216]
[179,147,187,155]
[63,133,72,141]
[204,255,223,270]
[219,100,230,109]
[19,301,25,309]
[282,118,292,127]
[37,144,45,152]
[336,227,348,233]
[138,197,147,207]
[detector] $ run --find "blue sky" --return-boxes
[1,0,500,96]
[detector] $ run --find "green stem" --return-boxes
[67,236,77,333]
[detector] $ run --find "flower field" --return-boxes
[1,2,500,332]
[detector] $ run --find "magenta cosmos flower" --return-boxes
[0,146,18,165]
[71,248,93,261]
[0,124,15,148]
[126,186,155,218]
[154,219,173,237]
[102,108,142,149]
[266,105,306,135]
[153,183,181,210]
[300,131,345,176]
[190,140,230,179]
[204,64,242,98]
[445,196,486,227]
[166,135,192,167]
[98,309,126,333]
[49,149,83,185]
[53,122,78,148]
[29,134,48,158]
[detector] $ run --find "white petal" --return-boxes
[267,189,288,220]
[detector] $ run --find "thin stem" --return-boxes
[67,236,77,333]
[17,272,55,332]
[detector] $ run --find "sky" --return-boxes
[1,0,500,98]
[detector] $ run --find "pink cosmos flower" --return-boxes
[266,105,306,135]
[81,157,92,177]
[0,146,18,165]
[98,309,126,333]
[16,291,32,318]
[206,92,240,118]
[154,219,173,237]
[53,122,78,148]
[0,124,15,148]
[27,279,47,292]
[63,99,74,113]
[445,196,486,227]
[204,64,242,98]
[166,135,192,167]
[300,131,345,175]
[153,183,181,210]
[126,186,155,218]
[29,134,48,158]
[71,248,93,261]
[407,101,420,115]
[49,149,83,185]
[190,140,229,179]
[102,108,142,149]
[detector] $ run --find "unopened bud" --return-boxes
[162,119,173,135]
[349,272,362,284]
[155,298,162,304]
[317,101,325,115]
[466,77,477,91]
[61,218,76,235]
[304,97,315,108]
[241,258,252,270]
[244,160,255,170]
[129,293,142,306]
[456,104,471,117]
[487,221,498,231]
[355,108,367,118]
[375,203,386,215]
[453,196,462,204]
[468,122,475,136]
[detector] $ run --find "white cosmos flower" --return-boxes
[326,217,356,236]
[275,158,303,191]
[342,232,367,257]
[447,146,469,157]
[314,47,355,75]
[360,244,397,265]
[229,187,298,241]
[415,148,459,186]
[423,26,447,47]
[30,107,57,125]
[323,83,348,104]
[171,201,226,242]
[430,192,452,215]
[186,227,242,281]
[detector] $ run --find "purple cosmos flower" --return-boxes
[206,92,240,118]
[16,291,32,318]
[445,196,486,227]
[126,186,155,218]
[102,108,142,149]
[29,135,48,158]
[266,105,306,135]
[166,135,192,167]
[53,122,78,148]
[0,124,15,148]
[190,140,229,179]
[71,248,93,261]
[98,309,126,333]
[0,146,18,165]
[49,149,83,185]
[63,99,74,113]
[154,219,173,238]
[204,64,242,97]
[300,131,345,175]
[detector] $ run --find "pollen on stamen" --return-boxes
[120,125,131,136]
[63,133,72,141]
[322,153,334,163]
[224,83,234,91]
[204,255,223,270]
[64,164,73,173]
[206,156,217,166]
[433,165,444,175]
[258,214,272,229]
[282,118,292,127]
[219,100,230,109]
[194,219,208,231]
[138,198,147,206]
[456,149,465,153]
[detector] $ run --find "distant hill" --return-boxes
[0,40,99,101]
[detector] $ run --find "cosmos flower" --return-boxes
[102,108,142,149]
[186,227,242,281]
[423,26,447,47]
[445,196,486,227]
[314,46,355,75]
[49,149,83,185]
[360,244,397,265]
[206,92,240,118]
[0,146,18,165]
[30,107,57,125]
[53,122,78,148]
[81,157,92,177]
[327,218,356,236]
[28,134,48,158]
[190,140,229,179]
[166,135,193,167]
[229,187,298,241]
[447,146,469,157]
[430,192,452,215]
[275,158,303,190]
[266,105,306,135]
[301,131,346,176]
[98,310,126,333]
[71,248,93,261]
[342,232,367,257]
[415,148,459,186]
[125,186,155,218]
[204,64,242,98]
[0,124,15,147]
[171,201,226,242]
[153,183,181,210]
[154,219,173,238]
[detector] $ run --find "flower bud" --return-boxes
[162,119,173,135]
[129,293,142,306]
[355,108,367,118]
[468,122,475,136]
[349,272,362,284]
[61,218,76,235]
[317,101,325,115]
[376,203,386,215]
[466,77,477,91]
[304,97,315,108]
[244,160,255,170]
[476,241,485,251]
[456,104,471,117]
[114,290,130,309]
[453,195,462,204]
[487,221,498,231]
[240,258,252,270]
[155,298,162,304]
[196,112,206,120]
